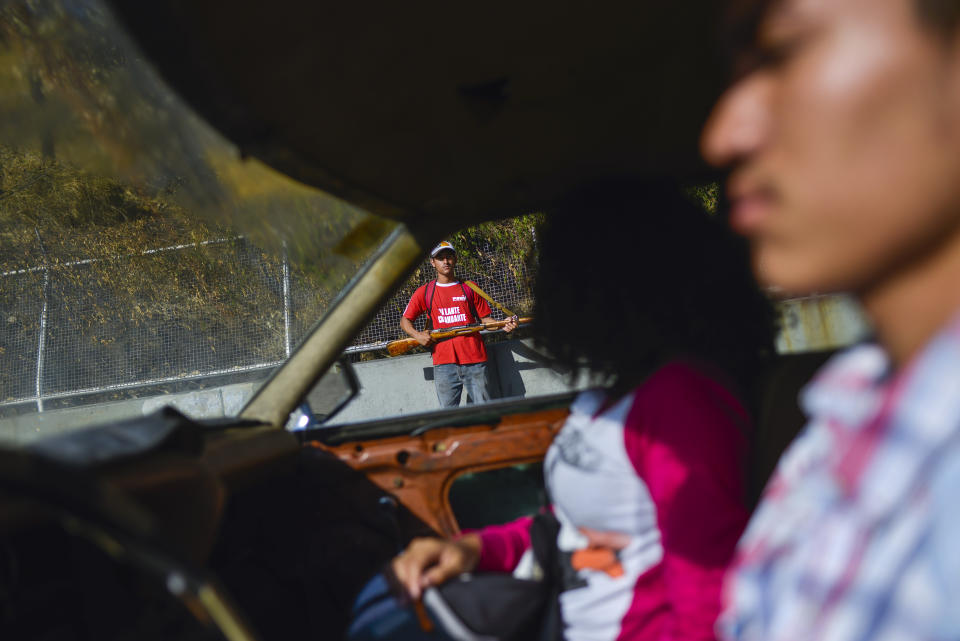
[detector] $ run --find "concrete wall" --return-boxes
[0,294,872,445]
[0,381,261,446]
[0,338,580,443]
[329,338,586,424]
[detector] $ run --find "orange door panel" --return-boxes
[308,408,568,537]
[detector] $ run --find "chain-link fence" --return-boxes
[1,228,538,416]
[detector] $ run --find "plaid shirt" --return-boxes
[720,313,960,641]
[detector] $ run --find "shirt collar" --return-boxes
[801,341,890,430]
[804,308,960,431]
[802,308,960,512]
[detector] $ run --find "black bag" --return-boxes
[347,512,564,641]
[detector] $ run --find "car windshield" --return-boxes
[0,0,395,442]
[0,0,876,446]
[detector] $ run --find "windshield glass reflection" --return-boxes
[0,0,393,442]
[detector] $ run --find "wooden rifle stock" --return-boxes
[386,317,533,357]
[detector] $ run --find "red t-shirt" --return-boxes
[402,281,492,365]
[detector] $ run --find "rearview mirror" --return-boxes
[285,359,359,430]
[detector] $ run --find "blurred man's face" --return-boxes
[702,0,960,296]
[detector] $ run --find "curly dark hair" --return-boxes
[533,177,776,396]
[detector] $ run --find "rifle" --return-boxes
[386,317,533,357]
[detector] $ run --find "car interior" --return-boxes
[0,2,850,640]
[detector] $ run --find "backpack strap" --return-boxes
[460,282,481,324]
[425,280,437,330]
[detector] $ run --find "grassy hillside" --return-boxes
[0,144,544,400]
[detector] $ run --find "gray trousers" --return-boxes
[433,362,490,408]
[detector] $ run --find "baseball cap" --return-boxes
[430,241,456,257]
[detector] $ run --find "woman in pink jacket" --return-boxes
[391,179,776,641]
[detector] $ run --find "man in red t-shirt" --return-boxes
[401,241,518,407]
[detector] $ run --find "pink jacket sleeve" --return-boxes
[622,362,751,641]
[472,516,534,573]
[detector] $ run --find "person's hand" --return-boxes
[391,535,481,599]
[415,330,434,347]
[502,316,519,333]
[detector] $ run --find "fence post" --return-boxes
[34,227,49,413]
[282,240,292,359]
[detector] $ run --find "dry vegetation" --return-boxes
[0,147,293,401]
[0,0,716,400]
[0,144,543,399]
